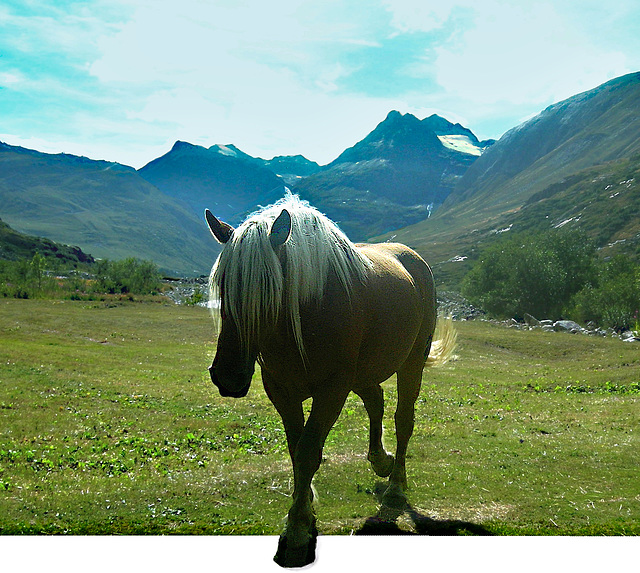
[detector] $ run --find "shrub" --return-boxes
[570,255,640,331]
[0,253,57,298]
[461,229,596,320]
[93,258,161,295]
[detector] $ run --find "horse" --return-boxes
[205,193,456,568]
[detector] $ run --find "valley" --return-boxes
[1,72,639,286]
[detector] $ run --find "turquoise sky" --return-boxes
[1,0,639,167]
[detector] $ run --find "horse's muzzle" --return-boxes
[209,364,251,398]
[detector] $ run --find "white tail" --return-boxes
[426,316,457,367]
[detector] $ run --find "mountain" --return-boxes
[378,72,640,288]
[5,72,638,280]
[292,111,493,240]
[0,142,218,276]
[0,217,94,266]
[257,154,321,186]
[138,141,289,226]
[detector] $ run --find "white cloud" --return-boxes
[2,0,639,167]
[433,3,629,107]
[382,0,461,33]
[0,71,24,86]
[378,0,634,141]
[82,0,402,164]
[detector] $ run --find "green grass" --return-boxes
[0,300,638,536]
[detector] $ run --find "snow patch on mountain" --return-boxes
[437,134,483,156]
[212,144,238,157]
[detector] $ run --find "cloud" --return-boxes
[382,0,463,33]
[381,0,633,139]
[0,71,24,87]
[2,0,639,167]
[83,0,404,164]
[434,3,628,106]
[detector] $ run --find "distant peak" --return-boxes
[384,110,420,124]
[170,140,198,152]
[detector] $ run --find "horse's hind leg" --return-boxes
[354,385,394,477]
[383,352,425,507]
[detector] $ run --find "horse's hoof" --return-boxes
[381,482,407,511]
[368,451,394,478]
[273,520,318,568]
[273,532,317,568]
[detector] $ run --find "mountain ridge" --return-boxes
[378,72,640,287]
[138,140,288,226]
[291,111,489,239]
[0,141,218,276]
[3,72,639,279]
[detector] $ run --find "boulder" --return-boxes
[553,320,583,333]
[524,313,541,327]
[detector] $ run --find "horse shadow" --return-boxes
[354,482,493,537]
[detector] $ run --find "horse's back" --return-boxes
[357,242,435,310]
[351,242,436,386]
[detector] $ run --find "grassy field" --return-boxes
[0,299,638,537]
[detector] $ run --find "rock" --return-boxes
[524,313,541,327]
[437,291,486,321]
[553,320,583,333]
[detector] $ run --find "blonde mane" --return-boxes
[209,193,372,358]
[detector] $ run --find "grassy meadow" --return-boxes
[0,298,638,537]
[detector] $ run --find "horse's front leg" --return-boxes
[262,374,305,465]
[274,387,349,568]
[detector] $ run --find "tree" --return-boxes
[30,252,45,291]
[461,229,596,320]
[570,255,640,331]
[93,258,161,295]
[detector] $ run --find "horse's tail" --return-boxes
[426,316,457,367]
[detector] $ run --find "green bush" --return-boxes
[1,254,161,299]
[0,253,57,299]
[570,255,640,332]
[461,230,596,320]
[93,258,161,295]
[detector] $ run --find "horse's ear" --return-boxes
[205,209,234,244]
[269,209,291,249]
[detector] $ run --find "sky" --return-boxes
[1,0,639,169]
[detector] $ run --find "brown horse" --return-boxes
[205,194,456,567]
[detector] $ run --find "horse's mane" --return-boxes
[209,193,372,359]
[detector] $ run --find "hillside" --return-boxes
[380,72,640,287]
[0,217,94,266]
[293,111,492,240]
[0,142,217,276]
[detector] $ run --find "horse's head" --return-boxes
[208,308,256,398]
[205,208,291,398]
